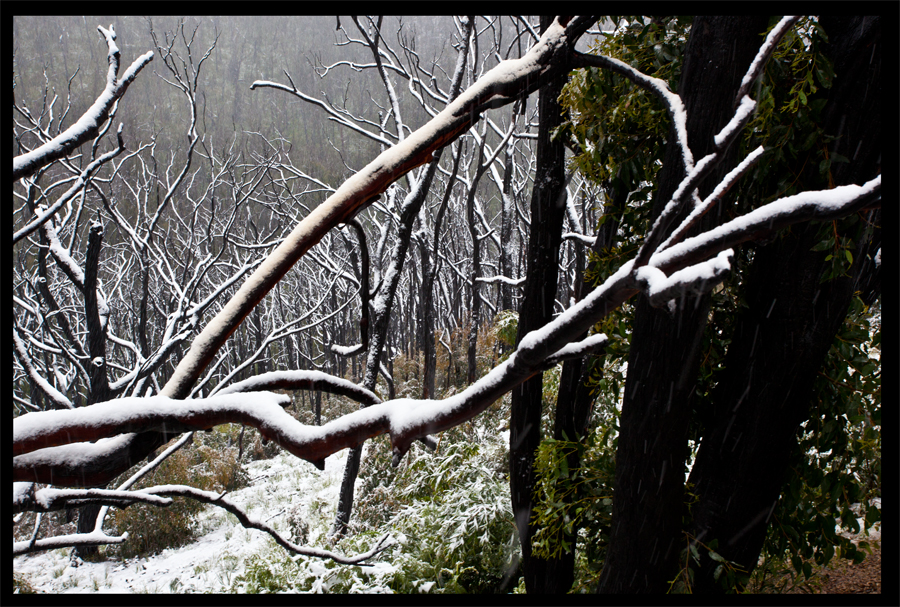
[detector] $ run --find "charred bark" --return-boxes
[597,16,769,593]
[510,15,570,593]
[686,15,881,592]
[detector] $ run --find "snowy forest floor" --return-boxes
[13,438,880,594]
[13,448,359,593]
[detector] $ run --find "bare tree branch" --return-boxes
[12,26,153,181]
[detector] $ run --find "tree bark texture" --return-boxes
[597,16,770,593]
[510,15,569,594]
[546,176,630,589]
[686,15,881,592]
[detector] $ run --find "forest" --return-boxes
[13,15,882,594]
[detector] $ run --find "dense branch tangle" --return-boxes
[12,16,880,566]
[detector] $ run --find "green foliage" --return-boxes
[531,384,619,592]
[670,536,748,594]
[355,415,518,593]
[530,401,620,592]
[13,571,39,594]
[750,295,881,591]
[549,16,880,593]
[559,16,690,260]
[492,310,519,354]
[229,415,517,594]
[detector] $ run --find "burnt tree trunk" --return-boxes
[597,16,769,593]
[686,15,881,593]
[75,221,113,560]
[544,177,629,590]
[510,15,568,594]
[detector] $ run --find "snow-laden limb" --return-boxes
[650,176,882,275]
[13,486,173,515]
[12,27,153,182]
[13,483,391,564]
[562,232,598,246]
[162,17,595,402]
[330,343,365,357]
[145,484,394,565]
[13,392,292,458]
[659,145,766,252]
[476,274,527,286]
[572,51,693,172]
[216,369,381,406]
[12,259,633,486]
[637,250,734,308]
[13,528,128,557]
[542,333,609,368]
[634,93,757,269]
[735,16,801,105]
[714,95,757,149]
[41,217,86,290]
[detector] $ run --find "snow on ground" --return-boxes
[14,447,351,593]
[14,439,880,593]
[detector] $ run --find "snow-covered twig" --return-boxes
[658,145,766,253]
[476,274,526,286]
[13,323,74,410]
[542,333,609,368]
[13,528,128,557]
[13,486,174,515]
[216,369,381,405]
[13,480,391,565]
[13,125,126,245]
[735,16,801,105]
[562,232,597,247]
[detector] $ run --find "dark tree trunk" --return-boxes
[597,16,769,593]
[510,15,568,594]
[332,157,442,537]
[544,178,629,589]
[84,222,111,406]
[419,235,437,399]
[466,144,488,385]
[499,141,516,312]
[76,221,113,560]
[686,15,881,592]
[421,146,459,399]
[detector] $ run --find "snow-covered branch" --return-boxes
[162,17,596,401]
[216,370,381,405]
[734,16,802,105]
[476,274,526,286]
[12,26,153,182]
[13,481,392,565]
[649,176,881,275]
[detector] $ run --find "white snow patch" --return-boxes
[714,95,756,148]
[13,448,352,593]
